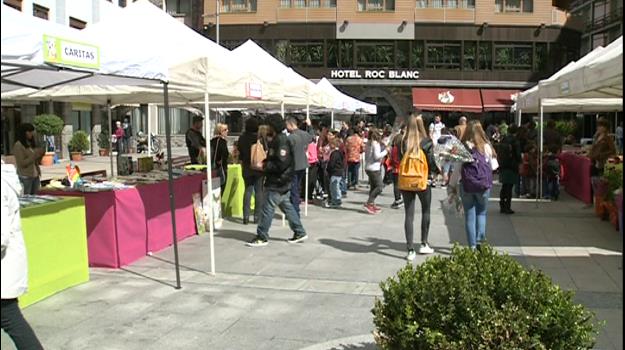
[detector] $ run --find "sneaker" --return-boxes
[364,204,377,215]
[390,201,404,209]
[417,243,434,255]
[288,234,308,243]
[406,249,416,261]
[246,237,268,247]
[373,205,383,213]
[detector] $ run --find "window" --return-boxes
[221,0,256,12]
[478,41,492,70]
[358,0,394,11]
[534,42,548,72]
[69,17,86,29]
[118,0,126,7]
[411,41,424,68]
[495,0,532,12]
[463,41,477,70]
[71,110,92,153]
[3,0,22,11]
[397,41,410,69]
[426,41,461,70]
[430,0,443,7]
[280,0,335,7]
[356,41,394,68]
[289,41,324,67]
[416,0,427,7]
[494,43,532,70]
[33,3,49,20]
[417,0,474,7]
[158,107,192,135]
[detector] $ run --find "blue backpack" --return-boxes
[461,148,493,193]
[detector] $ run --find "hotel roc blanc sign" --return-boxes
[330,69,420,80]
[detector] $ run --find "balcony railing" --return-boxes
[587,8,623,31]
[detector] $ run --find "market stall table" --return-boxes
[43,173,205,268]
[19,197,89,308]
[559,152,593,205]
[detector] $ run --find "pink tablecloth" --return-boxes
[45,174,204,268]
[559,152,592,205]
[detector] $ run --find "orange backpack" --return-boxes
[398,147,429,192]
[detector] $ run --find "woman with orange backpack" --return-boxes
[398,114,437,260]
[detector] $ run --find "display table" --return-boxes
[559,152,592,205]
[43,174,204,268]
[222,164,252,218]
[19,197,89,308]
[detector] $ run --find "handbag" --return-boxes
[212,138,226,186]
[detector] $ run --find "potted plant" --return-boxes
[33,114,64,166]
[373,245,600,350]
[97,124,111,156]
[68,131,90,161]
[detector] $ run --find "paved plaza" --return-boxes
[2,182,622,350]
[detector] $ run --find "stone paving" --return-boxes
[2,183,622,350]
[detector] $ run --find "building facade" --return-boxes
[567,0,622,55]
[203,0,581,125]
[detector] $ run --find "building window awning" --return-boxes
[412,88,482,113]
[481,89,521,112]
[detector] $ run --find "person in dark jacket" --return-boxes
[498,125,522,214]
[185,116,206,165]
[398,114,437,260]
[247,114,308,247]
[210,123,230,195]
[286,116,313,217]
[326,138,345,208]
[238,117,265,225]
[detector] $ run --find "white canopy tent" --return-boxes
[231,40,333,114]
[514,36,623,203]
[315,77,377,127]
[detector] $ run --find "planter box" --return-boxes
[40,152,54,166]
[70,152,83,162]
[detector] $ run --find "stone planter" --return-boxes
[40,152,54,166]
[70,152,83,162]
[99,149,110,157]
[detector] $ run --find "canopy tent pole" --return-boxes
[517,108,522,127]
[163,81,182,290]
[205,57,216,275]
[281,101,285,119]
[536,101,543,207]
[305,102,310,217]
[107,100,114,178]
[331,110,334,129]
[147,108,152,156]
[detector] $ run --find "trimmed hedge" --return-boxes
[373,245,599,350]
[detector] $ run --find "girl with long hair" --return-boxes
[399,114,437,260]
[450,120,497,250]
[363,128,387,214]
[210,123,230,195]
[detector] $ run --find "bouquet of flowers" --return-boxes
[433,135,474,170]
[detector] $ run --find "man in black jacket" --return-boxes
[247,114,308,247]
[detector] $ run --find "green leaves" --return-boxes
[372,244,599,350]
[33,114,64,137]
[69,130,90,153]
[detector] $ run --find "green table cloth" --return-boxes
[221,164,254,218]
[19,197,89,308]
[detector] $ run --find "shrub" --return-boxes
[33,114,64,137]
[372,245,600,350]
[98,123,110,149]
[602,164,623,201]
[69,131,90,153]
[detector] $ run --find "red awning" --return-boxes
[480,89,521,112]
[412,88,482,113]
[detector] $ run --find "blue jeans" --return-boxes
[330,176,343,205]
[460,187,490,249]
[19,176,40,195]
[543,177,560,199]
[243,175,264,222]
[290,170,306,217]
[257,190,306,241]
[347,162,360,187]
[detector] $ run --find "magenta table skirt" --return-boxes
[559,152,592,205]
[45,174,204,268]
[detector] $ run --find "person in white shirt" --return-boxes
[363,128,388,214]
[1,162,44,350]
[429,114,445,145]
